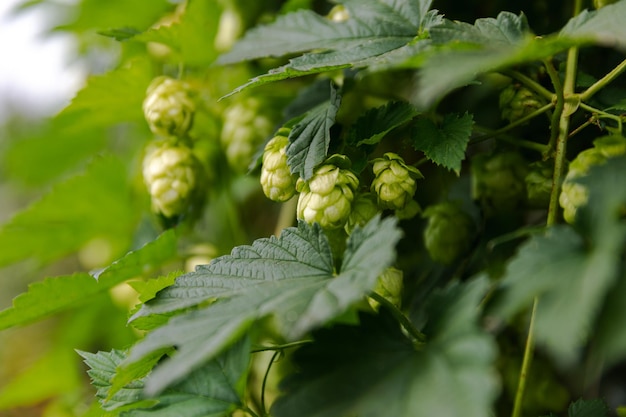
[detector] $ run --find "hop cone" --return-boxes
[525,160,554,208]
[423,202,475,264]
[296,155,359,229]
[559,135,626,223]
[143,141,203,218]
[471,151,528,214]
[368,267,403,311]
[220,97,275,173]
[499,84,543,123]
[260,128,298,202]
[344,192,380,234]
[143,76,195,138]
[371,153,423,210]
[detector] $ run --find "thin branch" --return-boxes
[580,57,626,102]
[369,292,426,344]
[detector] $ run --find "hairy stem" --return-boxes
[261,351,281,417]
[579,102,623,133]
[544,59,565,157]
[369,292,427,344]
[511,298,538,417]
[580,57,626,102]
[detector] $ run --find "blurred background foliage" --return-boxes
[1,0,626,416]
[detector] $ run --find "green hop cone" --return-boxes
[143,76,195,138]
[260,128,298,202]
[471,151,528,214]
[559,135,626,223]
[368,267,403,311]
[344,192,380,234]
[142,141,204,218]
[296,155,359,230]
[220,97,276,173]
[525,160,554,208]
[423,202,476,265]
[499,84,543,123]
[371,153,423,211]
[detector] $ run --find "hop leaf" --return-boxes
[422,201,475,264]
[296,155,359,230]
[142,141,204,218]
[143,76,195,138]
[220,97,276,173]
[371,153,423,211]
[260,128,298,202]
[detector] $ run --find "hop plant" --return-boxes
[143,76,195,138]
[260,128,298,202]
[296,155,359,230]
[371,153,423,211]
[142,141,204,219]
[344,192,380,234]
[471,151,528,214]
[220,97,276,173]
[559,135,626,223]
[423,202,476,265]
[499,84,543,123]
[525,160,554,208]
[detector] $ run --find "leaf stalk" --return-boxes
[369,292,427,344]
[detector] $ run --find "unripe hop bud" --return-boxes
[143,76,195,138]
[368,267,403,311]
[371,153,423,211]
[471,151,528,213]
[296,155,359,229]
[559,135,626,223]
[260,128,298,202]
[525,161,553,208]
[344,192,380,234]
[423,202,475,264]
[499,84,543,123]
[220,97,275,173]
[143,142,203,218]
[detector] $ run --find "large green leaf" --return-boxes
[0,157,136,268]
[489,159,626,363]
[79,336,250,417]
[218,0,441,94]
[124,216,401,395]
[272,277,498,417]
[411,113,473,174]
[560,0,626,49]
[349,101,420,146]
[0,229,177,330]
[286,83,341,180]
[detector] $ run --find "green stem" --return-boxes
[502,69,555,101]
[251,340,313,353]
[544,59,565,157]
[471,125,549,153]
[369,292,427,344]
[260,351,281,417]
[511,298,538,417]
[580,57,626,102]
[579,102,623,133]
[242,406,261,417]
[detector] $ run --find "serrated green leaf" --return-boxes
[218,0,441,94]
[80,337,249,417]
[568,398,610,417]
[124,216,401,395]
[272,277,497,417]
[349,101,419,146]
[411,113,473,173]
[560,1,626,49]
[58,58,154,131]
[430,12,530,45]
[0,157,134,269]
[286,83,341,180]
[0,229,177,330]
[489,160,626,364]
